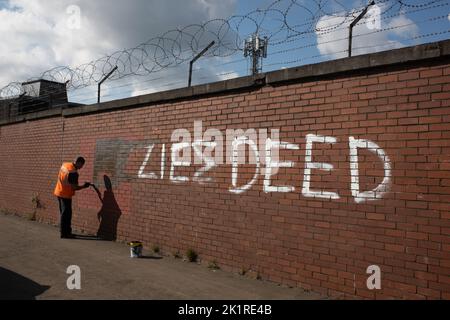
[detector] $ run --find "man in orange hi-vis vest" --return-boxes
[54,156,91,239]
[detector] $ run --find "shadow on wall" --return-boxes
[93,175,122,241]
[0,267,50,300]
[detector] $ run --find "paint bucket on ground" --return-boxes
[128,241,143,258]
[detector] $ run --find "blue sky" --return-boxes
[0,0,448,104]
[232,0,450,73]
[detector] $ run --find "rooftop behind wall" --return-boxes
[0,79,69,121]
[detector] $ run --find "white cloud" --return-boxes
[113,57,240,103]
[388,15,419,38]
[316,5,419,59]
[0,0,237,100]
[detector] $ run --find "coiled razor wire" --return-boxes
[0,0,444,99]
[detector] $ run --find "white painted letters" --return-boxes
[192,140,217,184]
[229,136,260,194]
[138,144,158,179]
[349,137,391,203]
[170,142,191,183]
[264,138,299,193]
[137,122,393,202]
[302,134,340,200]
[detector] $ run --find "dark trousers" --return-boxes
[58,197,72,236]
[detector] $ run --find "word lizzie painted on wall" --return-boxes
[137,121,391,203]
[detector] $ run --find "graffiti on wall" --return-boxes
[91,121,391,203]
[133,121,392,203]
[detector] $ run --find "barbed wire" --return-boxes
[265,28,450,67]
[268,0,449,45]
[268,13,449,57]
[33,25,450,105]
[0,0,447,100]
[4,19,447,107]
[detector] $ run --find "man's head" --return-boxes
[74,156,86,169]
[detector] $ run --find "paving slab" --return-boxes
[0,213,324,300]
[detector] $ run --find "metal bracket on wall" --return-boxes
[98,66,118,104]
[188,41,215,87]
[348,0,375,58]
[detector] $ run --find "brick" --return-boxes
[385,244,405,253]
[1,57,449,301]
[420,69,443,78]
[417,287,441,299]
[399,71,419,81]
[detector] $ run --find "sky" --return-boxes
[0,0,449,104]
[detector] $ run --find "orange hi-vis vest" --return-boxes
[54,162,77,199]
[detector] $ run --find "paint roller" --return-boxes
[86,182,103,203]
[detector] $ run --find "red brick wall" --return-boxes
[0,60,449,299]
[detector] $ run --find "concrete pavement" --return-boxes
[0,213,324,300]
